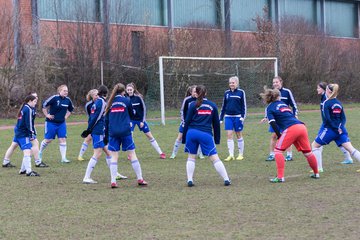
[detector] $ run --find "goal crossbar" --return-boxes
[158,56,278,125]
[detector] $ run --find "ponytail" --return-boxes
[260,86,280,104]
[17,95,37,117]
[327,83,339,99]
[195,85,207,108]
[105,83,125,114]
[86,89,98,101]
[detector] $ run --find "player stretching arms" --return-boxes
[126,82,166,159]
[265,76,298,161]
[260,87,318,183]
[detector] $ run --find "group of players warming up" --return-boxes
[2,76,360,188]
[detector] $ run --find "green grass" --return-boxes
[1,108,360,239]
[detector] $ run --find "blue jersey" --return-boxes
[87,97,106,135]
[319,92,326,120]
[85,100,94,117]
[183,99,221,144]
[180,96,197,124]
[106,95,134,137]
[15,104,35,138]
[279,87,298,116]
[128,94,146,122]
[219,88,247,121]
[322,98,346,133]
[31,106,37,136]
[43,95,74,123]
[266,100,303,131]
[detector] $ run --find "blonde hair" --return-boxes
[57,84,68,93]
[86,89,98,101]
[260,86,280,104]
[273,76,283,83]
[105,83,126,114]
[229,76,239,87]
[326,83,339,99]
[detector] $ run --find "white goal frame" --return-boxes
[158,56,278,125]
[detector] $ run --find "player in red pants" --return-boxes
[260,87,319,183]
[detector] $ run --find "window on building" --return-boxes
[231,0,268,31]
[173,0,221,28]
[325,1,357,38]
[109,0,164,26]
[38,0,102,22]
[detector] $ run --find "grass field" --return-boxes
[1,107,360,239]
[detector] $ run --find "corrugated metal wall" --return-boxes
[108,0,164,25]
[37,0,359,38]
[173,0,220,28]
[230,0,268,31]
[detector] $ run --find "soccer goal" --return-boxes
[157,56,278,125]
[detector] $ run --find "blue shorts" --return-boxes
[315,127,350,147]
[224,116,243,131]
[14,137,32,150]
[44,121,67,139]
[92,134,105,149]
[108,134,136,152]
[184,129,217,156]
[178,123,184,133]
[131,120,150,133]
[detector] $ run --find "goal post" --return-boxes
[158,56,278,125]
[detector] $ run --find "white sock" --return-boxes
[109,162,118,183]
[131,159,143,180]
[23,155,32,174]
[3,158,10,165]
[269,151,274,156]
[150,138,162,154]
[84,157,97,179]
[339,146,352,160]
[172,139,181,155]
[59,143,67,160]
[227,140,234,156]
[213,159,229,181]
[40,140,48,153]
[237,137,244,155]
[35,159,41,165]
[106,156,111,168]
[312,147,323,170]
[197,146,203,156]
[351,149,360,162]
[186,158,196,182]
[286,151,292,157]
[79,143,88,157]
[20,161,25,172]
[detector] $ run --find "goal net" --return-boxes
[149,56,278,125]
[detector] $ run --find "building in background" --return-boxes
[2,0,360,112]
[2,0,360,66]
